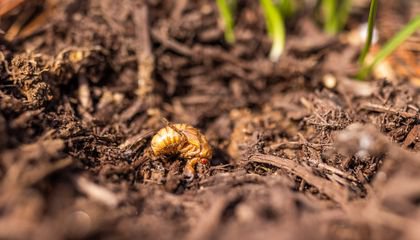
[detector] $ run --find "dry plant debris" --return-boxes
[0,0,419,239]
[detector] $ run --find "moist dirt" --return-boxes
[0,0,419,239]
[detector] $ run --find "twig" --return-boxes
[249,153,349,206]
[4,2,35,41]
[359,103,418,118]
[10,108,43,128]
[11,0,56,41]
[74,176,119,208]
[170,0,188,20]
[119,98,145,122]
[307,158,357,182]
[134,4,155,98]
[0,0,24,16]
[270,141,333,151]
[151,29,266,73]
[151,29,193,56]
[402,125,419,148]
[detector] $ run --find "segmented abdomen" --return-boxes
[150,123,212,160]
[151,124,188,156]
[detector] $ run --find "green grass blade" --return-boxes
[357,15,420,80]
[337,0,351,31]
[277,0,296,18]
[216,0,236,43]
[260,0,286,61]
[321,0,352,35]
[358,0,378,65]
[321,0,338,34]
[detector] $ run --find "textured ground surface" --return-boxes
[0,0,419,239]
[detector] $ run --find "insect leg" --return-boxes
[184,157,199,179]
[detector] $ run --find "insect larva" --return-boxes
[151,123,212,178]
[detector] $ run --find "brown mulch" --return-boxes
[0,0,419,239]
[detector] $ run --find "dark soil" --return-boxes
[0,0,419,239]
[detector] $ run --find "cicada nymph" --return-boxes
[150,123,212,178]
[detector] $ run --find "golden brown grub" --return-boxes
[151,123,212,178]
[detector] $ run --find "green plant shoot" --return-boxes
[321,0,351,35]
[260,0,286,61]
[336,0,351,31]
[321,0,337,34]
[358,0,378,66]
[216,0,236,43]
[357,15,420,80]
[277,0,296,19]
